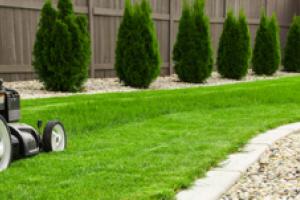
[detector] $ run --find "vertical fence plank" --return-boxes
[0,0,298,81]
[169,0,174,75]
[223,0,227,17]
[265,0,268,15]
[235,0,239,15]
[88,0,95,78]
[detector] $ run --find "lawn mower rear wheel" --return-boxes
[0,116,12,172]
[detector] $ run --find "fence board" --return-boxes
[0,0,298,81]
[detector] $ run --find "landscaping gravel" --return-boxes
[3,71,299,99]
[221,132,300,200]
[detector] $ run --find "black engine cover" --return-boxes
[8,124,40,158]
[0,88,20,123]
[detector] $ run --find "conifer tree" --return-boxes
[252,12,280,75]
[217,11,250,79]
[115,0,134,82]
[238,11,252,77]
[173,1,195,82]
[33,0,57,88]
[173,0,213,83]
[49,20,73,91]
[57,0,73,19]
[115,0,160,88]
[33,0,91,91]
[283,16,300,72]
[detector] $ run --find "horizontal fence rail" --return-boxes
[0,0,299,81]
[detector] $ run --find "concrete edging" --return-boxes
[176,122,300,200]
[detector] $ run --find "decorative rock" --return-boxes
[178,123,300,200]
[221,133,300,200]
[3,71,299,99]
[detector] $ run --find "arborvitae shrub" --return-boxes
[173,0,213,83]
[173,2,195,82]
[269,15,281,72]
[115,0,160,88]
[238,11,252,76]
[283,16,300,72]
[194,0,214,81]
[115,0,133,82]
[217,11,251,80]
[252,12,281,75]
[33,0,91,92]
[49,19,73,90]
[57,0,73,19]
[33,0,57,88]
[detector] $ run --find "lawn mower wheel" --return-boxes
[43,121,67,152]
[0,116,12,172]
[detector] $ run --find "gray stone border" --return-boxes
[176,122,300,200]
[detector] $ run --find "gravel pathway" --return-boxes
[221,133,300,200]
[3,71,299,99]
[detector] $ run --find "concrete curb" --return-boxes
[176,122,300,200]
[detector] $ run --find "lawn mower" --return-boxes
[0,80,67,172]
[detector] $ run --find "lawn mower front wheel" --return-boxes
[0,116,12,172]
[43,121,67,152]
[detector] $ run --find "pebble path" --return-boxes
[222,133,300,200]
[3,71,299,99]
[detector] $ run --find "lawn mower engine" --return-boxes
[0,80,67,172]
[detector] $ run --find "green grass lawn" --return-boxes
[1,76,300,200]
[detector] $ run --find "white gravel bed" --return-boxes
[221,133,300,200]
[3,71,299,99]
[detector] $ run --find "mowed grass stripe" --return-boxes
[0,76,300,200]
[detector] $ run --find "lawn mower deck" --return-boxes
[0,80,67,171]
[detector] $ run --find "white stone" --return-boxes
[3,71,300,99]
[222,132,300,200]
[177,123,300,200]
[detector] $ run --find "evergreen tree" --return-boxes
[269,15,281,73]
[57,0,73,19]
[33,0,57,88]
[252,12,280,75]
[173,1,195,82]
[33,0,91,91]
[49,19,73,91]
[115,0,134,82]
[238,10,252,77]
[114,0,161,88]
[217,11,250,79]
[75,16,92,79]
[283,16,300,72]
[173,0,213,83]
[192,0,213,82]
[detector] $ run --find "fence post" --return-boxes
[223,0,227,17]
[265,0,268,15]
[88,0,95,78]
[169,0,174,75]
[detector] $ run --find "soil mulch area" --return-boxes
[3,71,299,99]
[221,133,300,200]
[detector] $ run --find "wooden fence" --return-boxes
[0,0,299,81]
